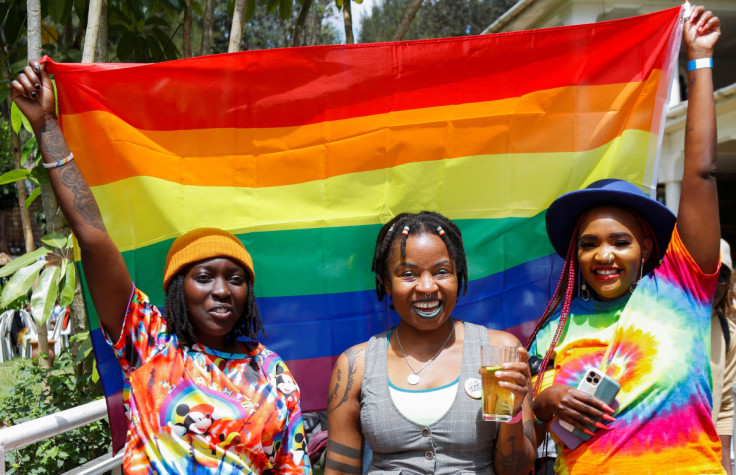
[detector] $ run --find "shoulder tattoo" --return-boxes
[327,347,363,413]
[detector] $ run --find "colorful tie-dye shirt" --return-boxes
[531,226,722,474]
[105,287,311,474]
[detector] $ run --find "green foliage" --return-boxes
[0,233,76,327]
[0,169,31,186]
[0,121,16,212]
[10,102,32,134]
[334,0,362,9]
[359,0,516,43]
[109,0,184,62]
[1,260,47,306]
[216,0,339,52]
[0,340,110,474]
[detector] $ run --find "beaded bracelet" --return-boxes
[533,412,549,425]
[43,152,74,169]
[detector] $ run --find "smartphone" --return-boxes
[549,367,620,449]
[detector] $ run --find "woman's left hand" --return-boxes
[495,347,531,416]
[685,5,721,58]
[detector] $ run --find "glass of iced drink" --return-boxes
[480,345,519,422]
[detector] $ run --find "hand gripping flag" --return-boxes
[46,6,682,452]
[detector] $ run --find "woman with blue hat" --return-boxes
[527,5,724,473]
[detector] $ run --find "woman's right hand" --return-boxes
[534,384,615,434]
[11,60,57,130]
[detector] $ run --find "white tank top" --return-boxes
[389,378,460,426]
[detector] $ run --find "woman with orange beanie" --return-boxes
[12,63,310,474]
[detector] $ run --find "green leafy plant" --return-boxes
[0,335,110,474]
[0,232,75,327]
[3,99,50,210]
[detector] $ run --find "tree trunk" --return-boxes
[393,0,424,41]
[26,0,52,369]
[71,273,90,381]
[9,127,34,254]
[183,0,192,58]
[229,0,247,53]
[95,0,108,63]
[34,320,51,368]
[292,0,314,47]
[82,0,103,62]
[72,0,105,378]
[343,0,354,44]
[0,211,8,254]
[27,0,42,58]
[200,0,215,55]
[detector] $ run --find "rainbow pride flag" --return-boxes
[46,6,682,450]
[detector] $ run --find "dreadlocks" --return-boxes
[372,211,468,301]
[163,272,267,347]
[525,205,659,397]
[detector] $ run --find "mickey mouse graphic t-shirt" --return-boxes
[106,287,310,474]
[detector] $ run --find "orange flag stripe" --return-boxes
[63,74,661,188]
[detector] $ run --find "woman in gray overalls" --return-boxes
[324,211,535,475]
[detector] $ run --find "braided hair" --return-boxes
[525,205,659,397]
[163,271,266,347]
[371,211,468,301]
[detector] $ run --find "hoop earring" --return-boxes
[629,258,645,294]
[581,281,591,301]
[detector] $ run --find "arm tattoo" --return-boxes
[523,420,534,447]
[495,434,531,473]
[327,440,363,460]
[39,122,106,232]
[57,161,106,231]
[327,369,341,406]
[328,347,363,413]
[325,457,362,474]
[38,122,70,161]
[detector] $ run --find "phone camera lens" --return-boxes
[586,377,592,383]
[593,377,600,383]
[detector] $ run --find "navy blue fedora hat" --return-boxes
[545,179,676,260]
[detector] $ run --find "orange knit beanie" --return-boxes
[162,228,254,291]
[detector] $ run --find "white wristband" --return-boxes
[687,58,713,71]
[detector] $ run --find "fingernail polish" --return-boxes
[602,414,616,422]
[595,422,610,430]
[31,92,37,99]
[34,64,41,72]
[35,83,40,90]
[584,429,595,436]
[602,403,615,413]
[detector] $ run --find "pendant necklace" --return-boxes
[396,321,455,385]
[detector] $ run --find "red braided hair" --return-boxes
[526,222,580,398]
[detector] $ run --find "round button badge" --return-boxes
[464,377,482,399]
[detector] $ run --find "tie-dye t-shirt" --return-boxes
[105,287,311,474]
[530,226,722,474]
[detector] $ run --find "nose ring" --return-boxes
[425,293,430,299]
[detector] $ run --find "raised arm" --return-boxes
[11,60,132,342]
[325,344,366,475]
[677,5,721,273]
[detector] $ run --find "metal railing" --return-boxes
[0,398,121,475]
